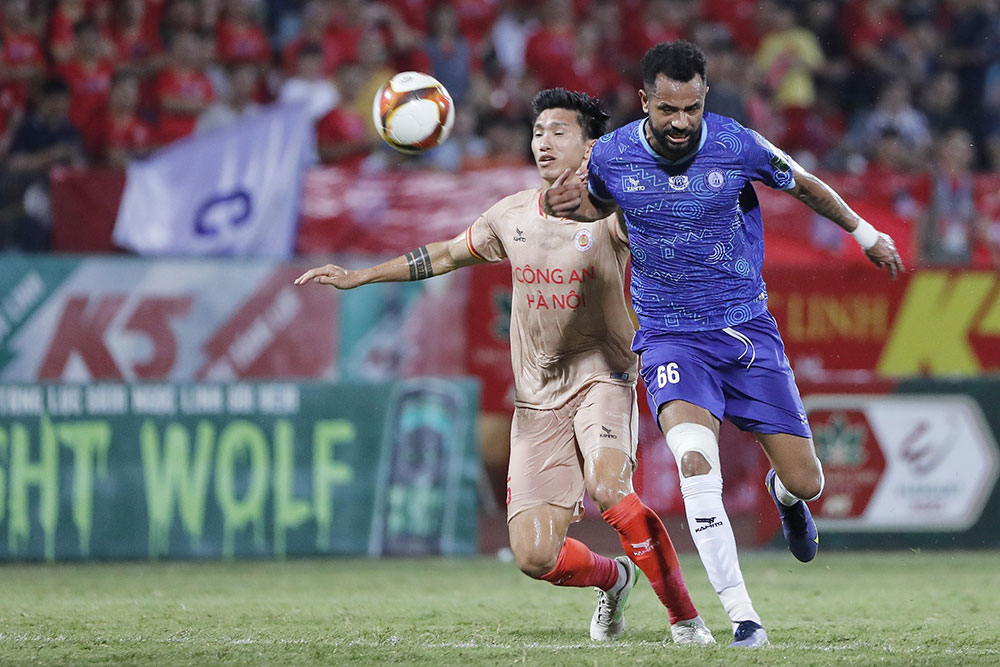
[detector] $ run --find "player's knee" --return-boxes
[585,477,631,512]
[780,461,825,501]
[679,450,712,477]
[513,543,560,579]
[665,423,721,478]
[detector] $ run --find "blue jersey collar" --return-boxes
[639,116,709,166]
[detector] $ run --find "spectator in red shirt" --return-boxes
[93,72,154,167]
[112,0,163,75]
[702,0,760,52]
[57,19,114,151]
[838,0,906,110]
[621,0,692,64]
[556,20,623,101]
[0,0,46,125]
[49,0,89,63]
[452,0,500,50]
[282,1,337,75]
[386,0,431,37]
[216,0,272,65]
[316,62,378,168]
[524,0,577,90]
[155,30,216,144]
[325,0,368,65]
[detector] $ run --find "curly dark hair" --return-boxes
[530,88,610,140]
[640,40,708,90]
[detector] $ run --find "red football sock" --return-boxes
[539,537,620,591]
[603,493,697,624]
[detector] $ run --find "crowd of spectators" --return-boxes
[1,0,999,259]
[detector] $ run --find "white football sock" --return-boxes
[772,473,800,506]
[774,467,825,504]
[680,474,761,627]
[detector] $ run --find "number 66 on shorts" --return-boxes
[633,316,813,439]
[656,363,680,387]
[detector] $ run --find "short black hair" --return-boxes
[530,88,610,140]
[640,41,707,90]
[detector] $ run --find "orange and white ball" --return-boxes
[372,71,455,154]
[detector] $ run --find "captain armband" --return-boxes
[404,246,434,280]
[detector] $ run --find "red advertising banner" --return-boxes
[767,268,1000,378]
[49,164,1000,271]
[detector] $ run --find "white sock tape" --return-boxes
[665,423,721,477]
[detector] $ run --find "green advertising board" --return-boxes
[0,379,480,561]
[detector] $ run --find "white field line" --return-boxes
[0,634,996,656]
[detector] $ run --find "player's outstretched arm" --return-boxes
[785,162,905,279]
[293,238,485,289]
[543,168,618,222]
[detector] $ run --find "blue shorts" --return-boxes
[632,311,812,438]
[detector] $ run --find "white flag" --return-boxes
[113,103,313,258]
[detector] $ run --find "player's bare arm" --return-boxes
[543,168,618,221]
[293,236,485,289]
[785,161,905,279]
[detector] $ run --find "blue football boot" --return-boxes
[766,469,819,563]
[729,620,769,647]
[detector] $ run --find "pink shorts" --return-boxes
[506,382,638,522]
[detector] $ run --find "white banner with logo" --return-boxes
[807,395,999,531]
[113,103,313,258]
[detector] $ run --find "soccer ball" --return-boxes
[372,71,455,154]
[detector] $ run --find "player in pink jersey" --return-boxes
[295,88,714,646]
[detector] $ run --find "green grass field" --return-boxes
[1,550,997,665]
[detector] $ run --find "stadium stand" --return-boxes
[0,0,998,264]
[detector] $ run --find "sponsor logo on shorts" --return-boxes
[630,538,657,557]
[513,227,526,242]
[600,425,617,439]
[694,516,723,533]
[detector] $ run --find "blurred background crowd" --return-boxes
[1,0,999,259]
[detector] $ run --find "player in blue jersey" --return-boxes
[544,41,904,648]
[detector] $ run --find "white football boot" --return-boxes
[669,615,716,645]
[589,556,636,641]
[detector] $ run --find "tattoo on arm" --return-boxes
[793,176,859,230]
[405,245,434,280]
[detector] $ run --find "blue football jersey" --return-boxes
[588,112,796,332]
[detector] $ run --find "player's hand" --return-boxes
[543,168,585,217]
[293,264,360,289]
[864,233,905,279]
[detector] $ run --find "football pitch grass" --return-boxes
[1,550,997,665]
